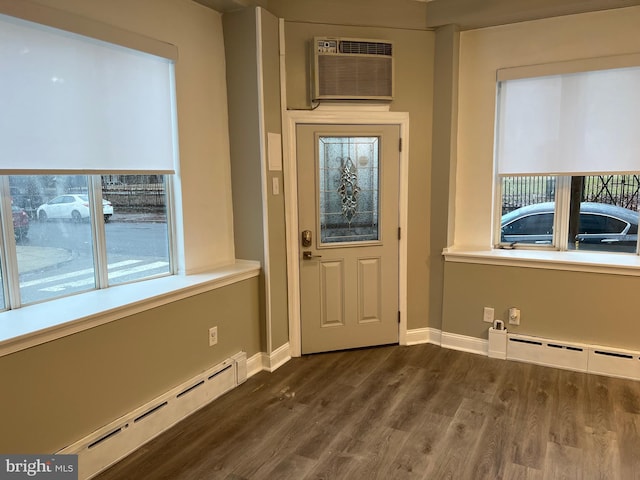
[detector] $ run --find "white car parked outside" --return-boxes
[37,194,114,222]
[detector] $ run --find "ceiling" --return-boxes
[424,0,640,30]
[194,0,640,30]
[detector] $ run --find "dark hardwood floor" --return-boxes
[94,344,640,479]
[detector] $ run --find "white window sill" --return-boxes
[443,247,640,276]
[0,259,261,358]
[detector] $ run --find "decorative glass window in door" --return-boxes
[318,136,380,244]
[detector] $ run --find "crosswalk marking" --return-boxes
[20,259,142,288]
[39,261,169,292]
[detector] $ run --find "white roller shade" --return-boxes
[496,65,640,176]
[0,13,176,173]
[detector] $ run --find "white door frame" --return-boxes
[283,107,410,357]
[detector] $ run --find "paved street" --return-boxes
[14,214,170,304]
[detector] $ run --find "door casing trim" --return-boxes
[283,109,410,357]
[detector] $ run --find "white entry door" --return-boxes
[297,124,400,354]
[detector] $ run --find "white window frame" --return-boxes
[0,175,177,309]
[493,175,568,251]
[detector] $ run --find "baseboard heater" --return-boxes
[59,352,248,480]
[507,333,640,380]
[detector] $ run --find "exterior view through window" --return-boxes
[500,175,639,253]
[10,175,171,306]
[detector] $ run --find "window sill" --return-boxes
[0,260,261,358]
[443,247,640,276]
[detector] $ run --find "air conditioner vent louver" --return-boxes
[339,40,392,56]
[317,56,392,98]
[312,37,394,101]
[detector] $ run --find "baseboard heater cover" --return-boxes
[588,345,640,381]
[59,352,248,480]
[507,333,640,380]
[507,334,589,372]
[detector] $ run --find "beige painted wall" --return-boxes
[284,22,435,330]
[0,278,262,453]
[443,6,640,348]
[443,262,640,350]
[261,10,290,350]
[223,9,268,351]
[429,25,459,331]
[225,8,264,266]
[224,7,288,352]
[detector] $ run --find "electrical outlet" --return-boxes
[508,307,520,325]
[208,326,218,346]
[483,307,495,323]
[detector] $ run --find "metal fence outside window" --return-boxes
[501,175,640,214]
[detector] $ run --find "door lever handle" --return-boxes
[303,251,322,260]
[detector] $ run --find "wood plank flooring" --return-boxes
[94,344,640,479]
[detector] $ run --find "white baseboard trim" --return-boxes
[406,328,487,355]
[441,331,488,356]
[247,352,264,378]
[406,327,441,346]
[267,342,291,372]
[410,327,640,382]
[246,343,291,378]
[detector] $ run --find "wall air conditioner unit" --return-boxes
[311,37,394,102]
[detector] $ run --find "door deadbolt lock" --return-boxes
[301,230,312,247]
